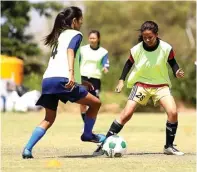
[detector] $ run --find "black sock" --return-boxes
[96,120,124,151]
[166,121,178,147]
[81,112,86,122]
[106,120,124,138]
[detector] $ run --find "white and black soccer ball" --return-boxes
[103,135,127,158]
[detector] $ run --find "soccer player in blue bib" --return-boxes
[79,30,109,121]
[94,21,185,156]
[22,7,105,159]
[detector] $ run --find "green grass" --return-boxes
[2,111,196,172]
[100,91,127,105]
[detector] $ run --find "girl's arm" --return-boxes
[167,49,184,78]
[119,53,134,81]
[66,34,83,89]
[66,49,75,89]
[115,53,134,93]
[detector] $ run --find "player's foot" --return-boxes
[22,148,34,159]
[81,133,106,143]
[93,144,105,156]
[163,145,184,156]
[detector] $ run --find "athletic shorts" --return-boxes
[36,77,88,111]
[81,76,101,98]
[128,84,171,106]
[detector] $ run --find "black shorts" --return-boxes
[81,76,101,98]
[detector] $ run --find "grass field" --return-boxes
[2,111,196,172]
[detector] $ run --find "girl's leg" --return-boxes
[80,89,99,122]
[159,96,184,155]
[76,92,101,118]
[80,104,87,122]
[76,93,102,142]
[103,100,138,139]
[160,96,178,147]
[22,108,57,159]
[93,100,138,155]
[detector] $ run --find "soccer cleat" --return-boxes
[81,133,106,143]
[93,144,105,156]
[164,145,184,156]
[22,148,34,159]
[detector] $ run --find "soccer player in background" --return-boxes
[22,6,105,159]
[79,30,109,122]
[94,21,185,156]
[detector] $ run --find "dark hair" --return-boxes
[138,21,159,42]
[88,30,100,46]
[44,6,82,47]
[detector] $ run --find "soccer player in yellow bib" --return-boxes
[94,21,185,156]
[79,30,109,121]
[22,7,105,159]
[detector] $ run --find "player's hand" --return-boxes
[65,73,75,90]
[115,80,124,93]
[176,68,184,78]
[102,67,109,74]
[82,80,94,91]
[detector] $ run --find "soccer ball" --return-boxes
[103,135,127,158]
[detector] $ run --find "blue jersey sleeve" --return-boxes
[101,53,109,68]
[68,34,83,56]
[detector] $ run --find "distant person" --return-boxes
[94,21,184,156]
[22,7,105,159]
[79,30,109,122]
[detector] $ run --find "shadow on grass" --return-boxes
[58,155,95,158]
[42,152,196,159]
[44,153,163,159]
[43,154,96,159]
[127,152,196,156]
[128,152,163,155]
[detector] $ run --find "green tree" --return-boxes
[1,1,62,90]
[84,1,196,107]
[1,1,61,58]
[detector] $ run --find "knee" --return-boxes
[96,100,101,108]
[46,119,55,128]
[168,110,178,121]
[90,99,101,109]
[119,112,133,125]
[169,110,178,117]
[44,115,56,128]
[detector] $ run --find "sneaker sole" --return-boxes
[22,155,34,159]
[93,151,105,156]
[81,139,101,143]
[163,149,184,156]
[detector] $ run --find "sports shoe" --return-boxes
[81,133,106,143]
[22,148,34,159]
[93,144,105,156]
[164,145,184,156]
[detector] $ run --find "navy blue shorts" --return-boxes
[36,77,88,111]
[81,76,101,98]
